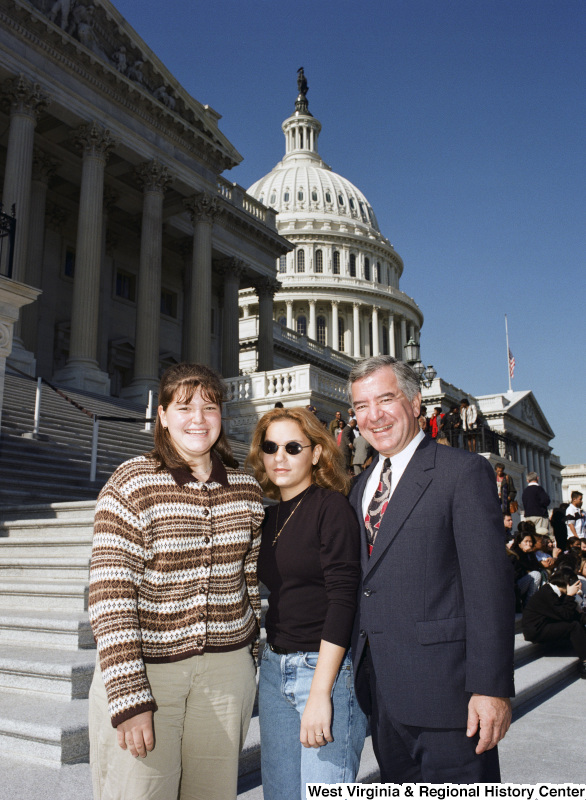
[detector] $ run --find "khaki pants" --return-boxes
[524,515,553,537]
[89,645,256,800]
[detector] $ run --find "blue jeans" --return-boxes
[259,646,367,800]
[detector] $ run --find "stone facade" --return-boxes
[561,464,586,504]
[0,0,289,402]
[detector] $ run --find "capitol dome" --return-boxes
[239,71,423,376]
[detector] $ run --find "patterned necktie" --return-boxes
[365,458,392,557]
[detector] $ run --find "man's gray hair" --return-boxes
[526,472,539,483]
[347,356,421,404]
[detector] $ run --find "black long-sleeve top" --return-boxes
[522,584,586,640]
[258,484,361,652]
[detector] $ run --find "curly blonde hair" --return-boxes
[246,407,351,500]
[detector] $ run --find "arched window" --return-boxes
[376,262,381,283]
[382,325,389,355]
[298,189,304,201]
[364,257,370,281]
[278,255,287,273]
[311,189,318,202]
[333,251,340,274]
[338,194,345,206]
[350,254,356,277]
[317,316,326,346]
[349,197,355,210]
[297,249,305,273]
[338,319,345,352]
[325,191,332,204]
[278,316,286,327]
[270,193,276,205]
[315,250,323,273]
[284,190,290,202]
[297,315,307,336]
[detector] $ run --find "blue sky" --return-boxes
[114,0,585,466]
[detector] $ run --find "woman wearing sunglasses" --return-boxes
[247,407,367,799]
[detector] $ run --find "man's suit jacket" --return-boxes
[349,435,515,729]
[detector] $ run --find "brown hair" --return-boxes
[151,363,236,471]
[246,407,351,499]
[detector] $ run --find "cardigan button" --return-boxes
[359,629,367,638]
[363,588,372,597]
[202,508,209,517]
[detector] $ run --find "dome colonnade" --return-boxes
[241,70,423,370]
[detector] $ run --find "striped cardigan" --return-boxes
[88,453,264,727]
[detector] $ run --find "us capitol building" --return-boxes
[239,69,423,377]
[0,0,564,503]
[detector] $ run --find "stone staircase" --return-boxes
[0,373,251,505]
[0,496,582,798]
[0,377,581,796]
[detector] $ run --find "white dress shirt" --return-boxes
[361,429,425,521]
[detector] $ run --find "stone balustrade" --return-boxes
[217,176,277,230]
[239,317,356,375]
[224,363,348,439]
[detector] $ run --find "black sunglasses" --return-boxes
[261,440,312,456]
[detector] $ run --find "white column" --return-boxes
[400,318,407,359]
[388,314,396,357]
[308,299,316,340]
[372,307,380,357]
[331,301,339,351]
[286,300,293,330]
[2,76,49,374]
[220,258,245,378]
[123,161,171,402]
[54,122,115,393]
[20,150,58,354]
[539,452,547,489]
[256,278,278,372]
[543,453,555,504]
[353,303,361,358]
[183,193,220,364]
[1,77,49,283]
[520,443,527,473]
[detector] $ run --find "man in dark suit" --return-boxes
[339,418,357,472]
[348,356,515,783]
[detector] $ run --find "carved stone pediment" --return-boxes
[506,392,554,438]
[17,0,240,169]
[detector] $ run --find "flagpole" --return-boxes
[505,314,512,393]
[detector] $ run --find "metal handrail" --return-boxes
[5,365,155,481]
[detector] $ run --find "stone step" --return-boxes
[511,647,579,709]
[0,609,94,650]
[0,644,96,698]
[0,538,93,558]
[0,486,99,504]
[0,519,94,538]
[0,500,96,521]
[0,692,89,765]
[0,578,88,611]
[0,557,90,580]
